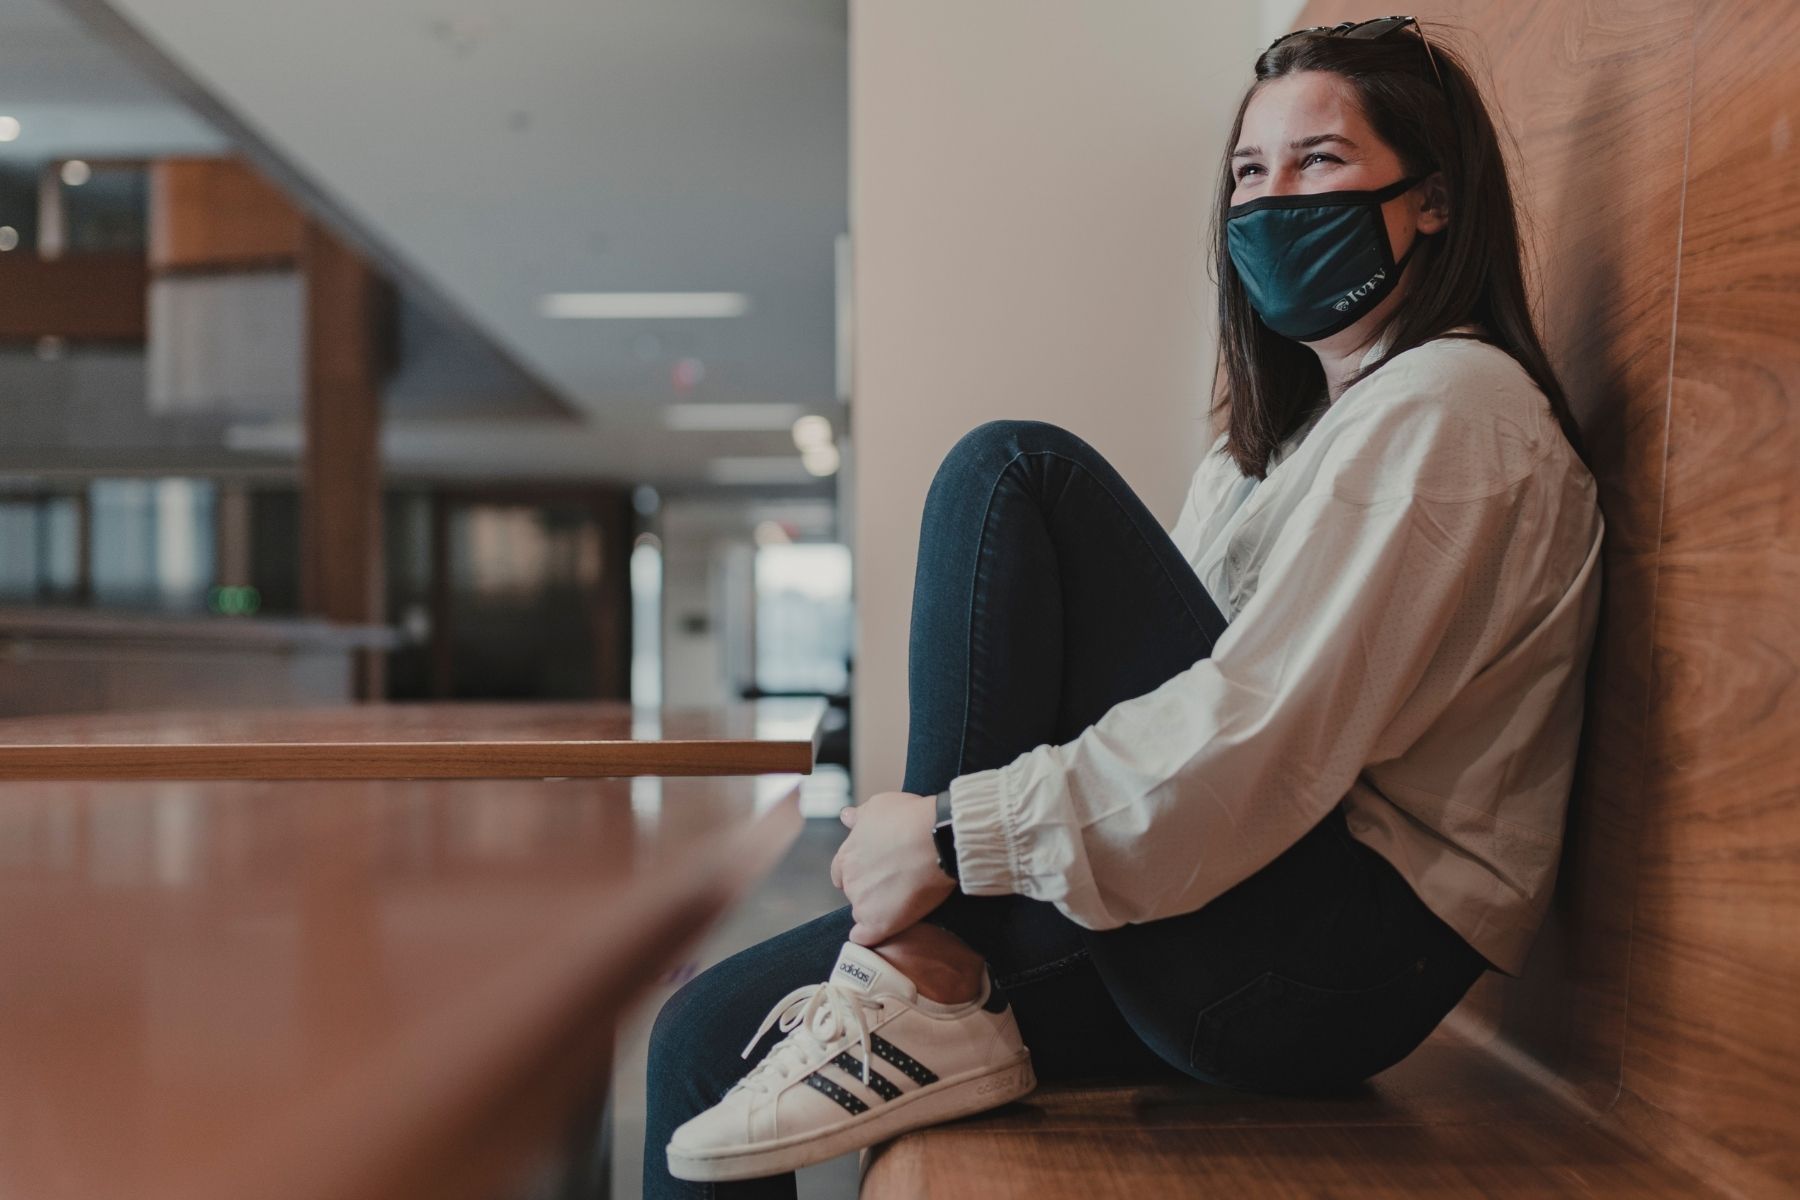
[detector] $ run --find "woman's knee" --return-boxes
[943,419,1086,469]
[929,420,1097,507]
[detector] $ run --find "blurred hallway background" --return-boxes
[0,0,1296,1192]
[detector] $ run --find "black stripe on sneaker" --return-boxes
[827,1051,903,1101]
[868,1033,939,1086]
[804,1070,870,1114]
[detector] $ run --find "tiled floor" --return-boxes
[611,807,863,1199]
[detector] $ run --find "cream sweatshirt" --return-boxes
[943,324,1605,977]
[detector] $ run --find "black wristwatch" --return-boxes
[931,790,959,882]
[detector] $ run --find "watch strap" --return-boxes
[932,790,959,881]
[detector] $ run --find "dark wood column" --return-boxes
[301,223,389,700]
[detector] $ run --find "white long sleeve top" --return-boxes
[943,323,1605,977]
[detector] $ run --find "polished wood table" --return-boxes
[0,774,805,1200]
[0,697,827,1199]
[0,698,826,780]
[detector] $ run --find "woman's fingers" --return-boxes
[831,807,856,890]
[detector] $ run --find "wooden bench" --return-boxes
[866,0,1800,1195]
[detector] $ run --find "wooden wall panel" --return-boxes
[1278,1,1800,1191]
[0,255,148,341]
[150,158,306,272]
[1624,0,1800,1191]
[1289,0,1695,1106]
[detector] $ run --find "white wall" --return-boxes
[849,0,1276,795]
[1262,0,1314,48]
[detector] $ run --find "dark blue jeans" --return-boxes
[644,420,1490,1199]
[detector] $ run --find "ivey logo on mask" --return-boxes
[1333,266,1390,313]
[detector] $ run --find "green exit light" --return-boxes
[208,585,262,616]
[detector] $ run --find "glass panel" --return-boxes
[39,496,80,597]
[89,477,216,612]
[754,543,852,694]
[61,162,149,255]
[0,499,37,601]
[630,536,662,706]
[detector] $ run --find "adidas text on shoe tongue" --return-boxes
[830,941,917,1003]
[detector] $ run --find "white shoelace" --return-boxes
[735,981,888,1094]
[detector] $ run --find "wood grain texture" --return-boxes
[1627,0,1800,1191]
[0,775,803,1200]
[864,1026,1708,1197]
[0,698,825,780]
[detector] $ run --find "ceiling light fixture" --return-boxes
[60,160,91,187]
[791,414,832,451]
[0,117,20,142]
[539,292,749,319]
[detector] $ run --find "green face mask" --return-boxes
[1226,174,1424,342]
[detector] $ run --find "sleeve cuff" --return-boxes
[945,766,1017,896]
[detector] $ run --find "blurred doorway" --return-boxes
[387,486,632,701]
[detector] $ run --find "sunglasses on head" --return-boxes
[1264,14,1446,92]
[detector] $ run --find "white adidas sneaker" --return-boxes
[665,939,1036,1182]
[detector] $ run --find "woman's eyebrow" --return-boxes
[1232,133,1360,159]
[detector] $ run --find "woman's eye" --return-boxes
[1236,152,1339,181]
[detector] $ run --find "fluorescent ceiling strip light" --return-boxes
[664,403,803,431]
[539,292,750,319]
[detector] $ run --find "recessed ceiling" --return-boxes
[59,0,850,488]
[0,0,224,157]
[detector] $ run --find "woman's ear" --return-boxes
[1417,171,1451,235]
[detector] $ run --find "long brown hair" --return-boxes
[1210,20,1586,480]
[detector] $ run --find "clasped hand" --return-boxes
[829,790,956,947]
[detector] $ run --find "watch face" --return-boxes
[932,821,958,879]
